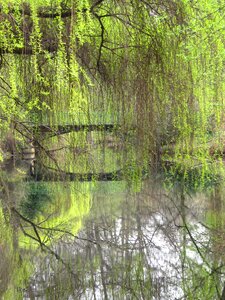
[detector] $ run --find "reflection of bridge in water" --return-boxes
[30,169,124,182]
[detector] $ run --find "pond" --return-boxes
[1,150,225,300]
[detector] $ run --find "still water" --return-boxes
[1,163,225,300]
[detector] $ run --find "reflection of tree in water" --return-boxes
[0,177,92,299]
[2,167,225,299]
[20,183,52,220]
[13,179,225,300]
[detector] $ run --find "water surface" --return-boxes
[1,167,225,300]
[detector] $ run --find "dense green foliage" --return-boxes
[1,2,225,299]
[0,0,224,171]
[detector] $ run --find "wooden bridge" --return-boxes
[32,124,121,136]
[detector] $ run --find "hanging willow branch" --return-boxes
[90,0,106,72]
[0,1,105,19]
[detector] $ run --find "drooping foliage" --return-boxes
[2,2,225,298]
[0,0,225,175]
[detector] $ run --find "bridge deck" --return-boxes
[32,124,121,135]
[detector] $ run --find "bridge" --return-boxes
[32,124,121,136]
[22,122,135,182]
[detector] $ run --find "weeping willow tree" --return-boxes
[0,0,225,181]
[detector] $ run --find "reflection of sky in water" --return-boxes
[21,185,215,300]
[79,210,210,300]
